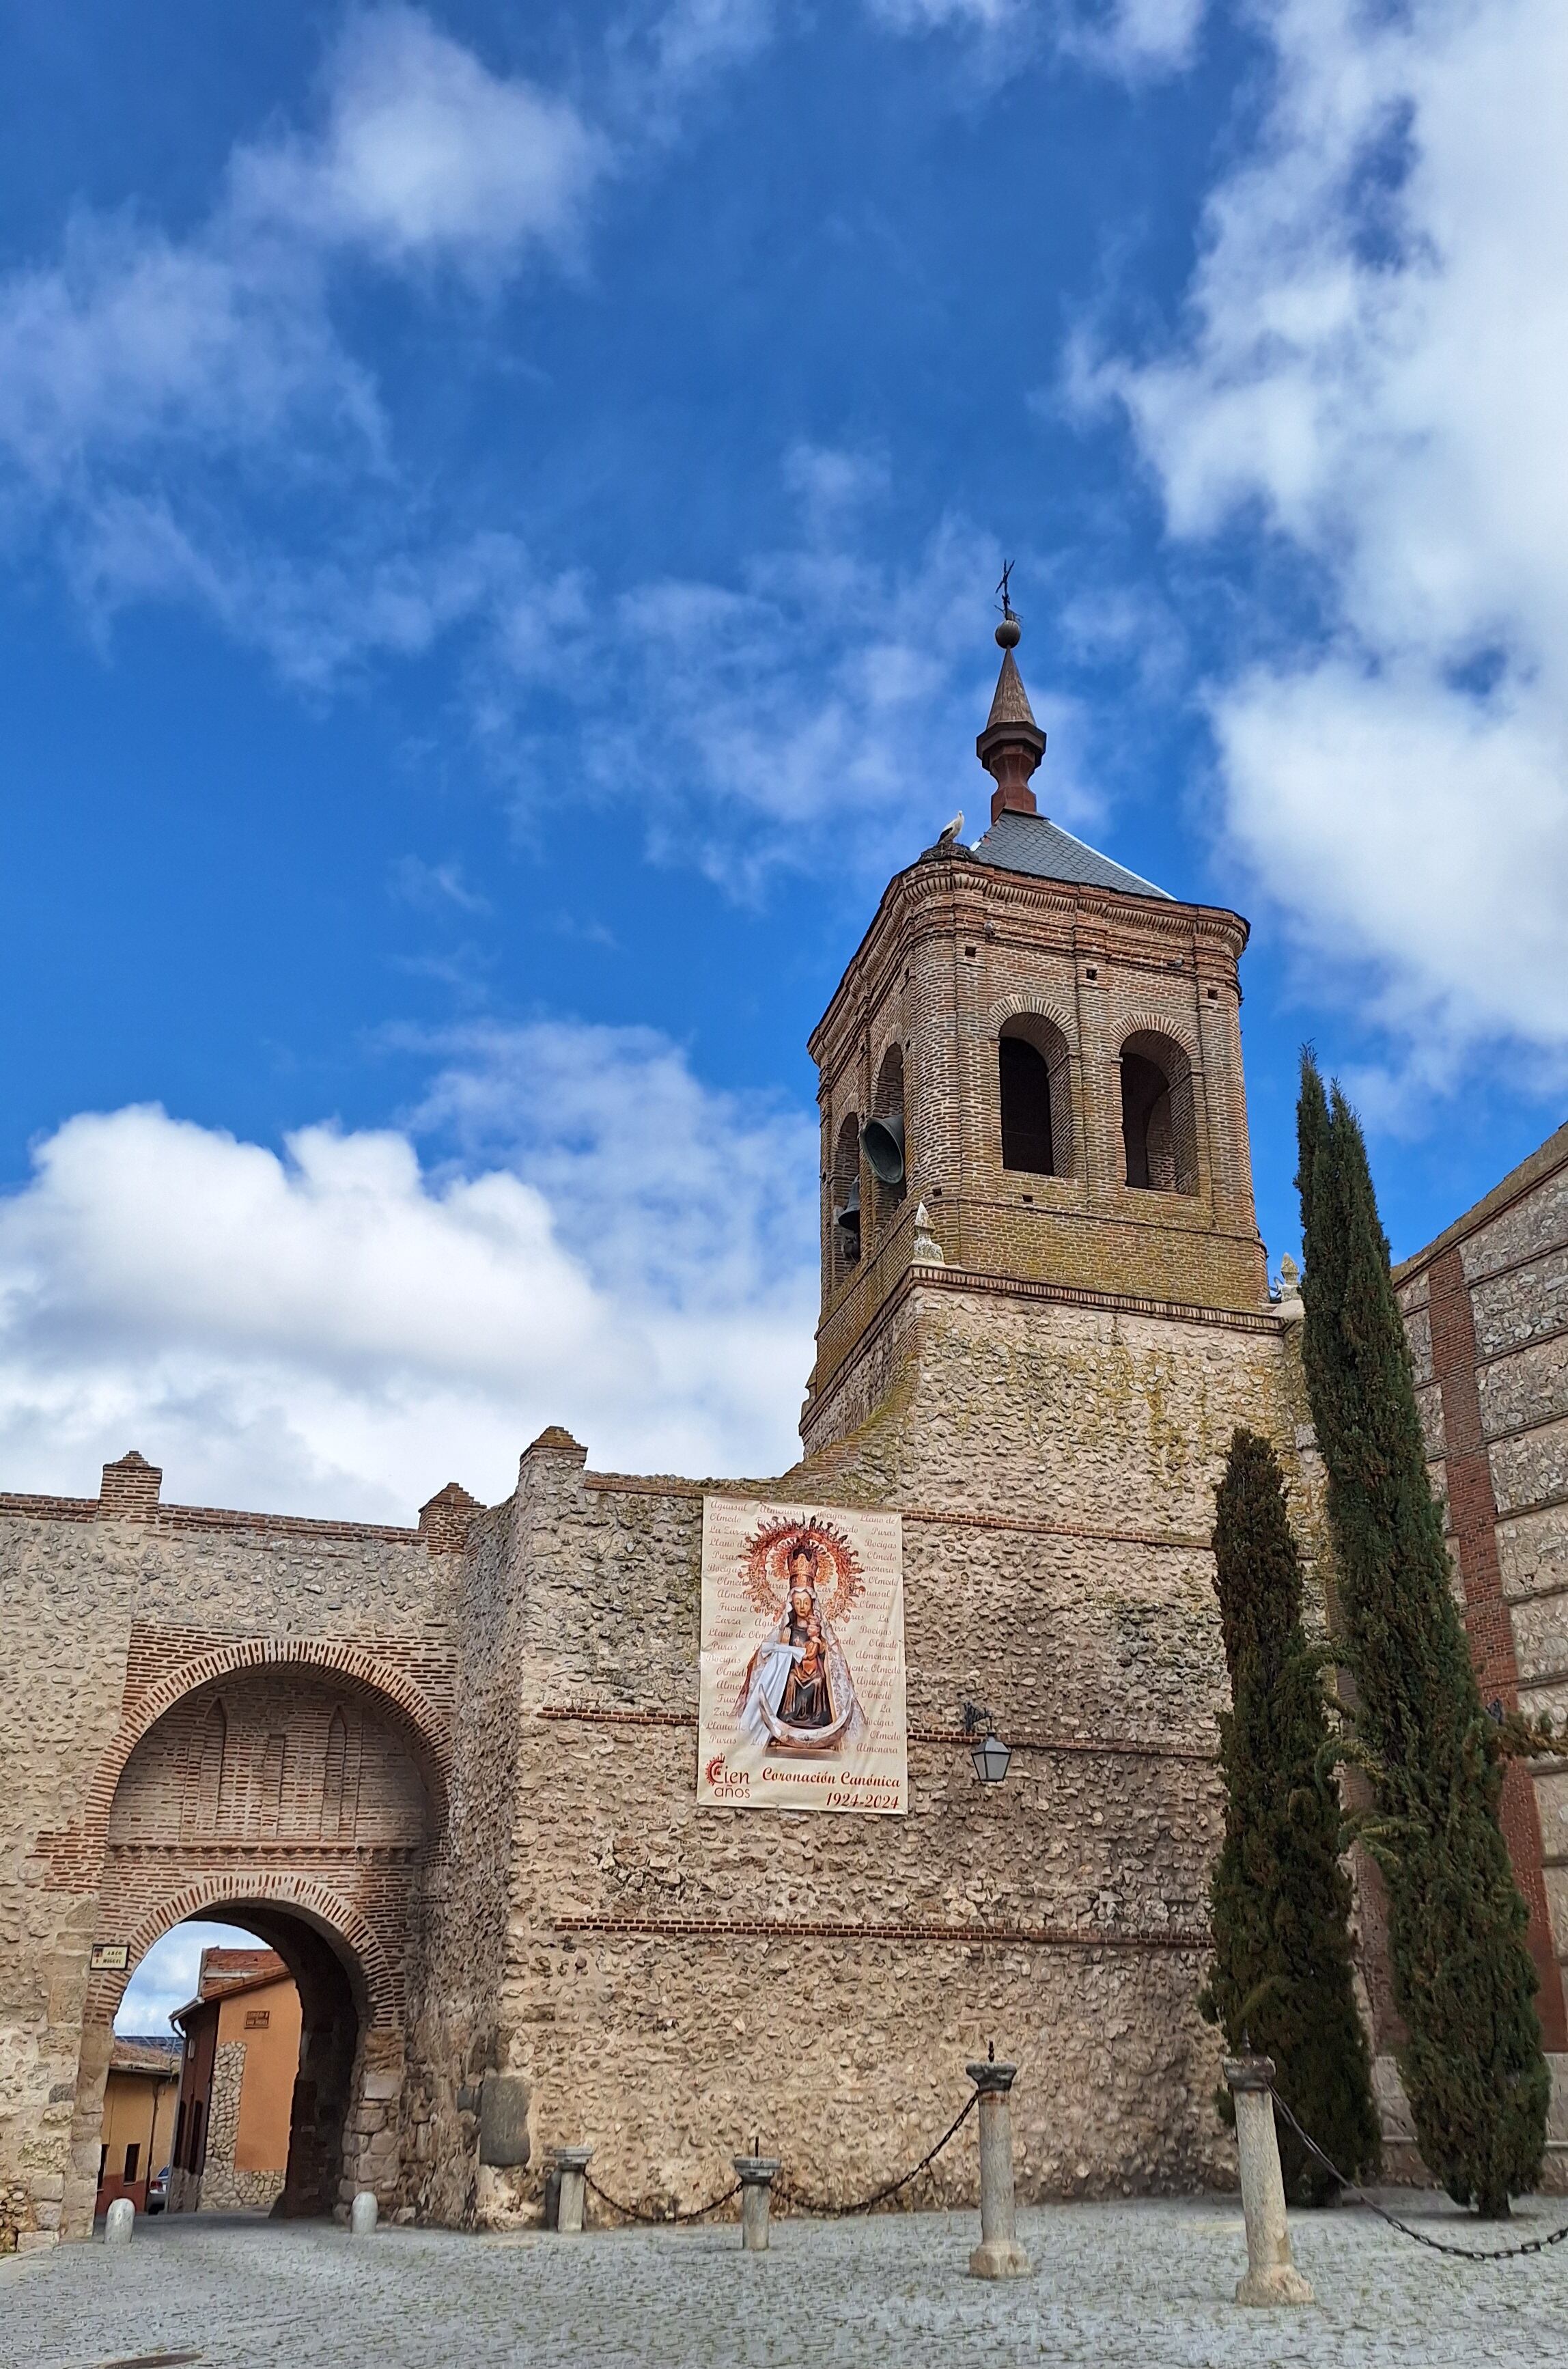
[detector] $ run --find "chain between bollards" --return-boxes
[554,2052,1015,2241]
[1266,2085,1568,2262]
[772,2087,979,2219]
[546,2048,1026,2261]
[581,2172,744,2226]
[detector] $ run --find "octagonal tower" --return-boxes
[802,610,1270,1463]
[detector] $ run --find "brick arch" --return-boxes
[988,989,1078,1047]
[1116,1010,1199,1066]
[82,1639,451,1866]
[89,1872,402,2031]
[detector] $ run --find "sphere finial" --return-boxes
[994,557,1020,647]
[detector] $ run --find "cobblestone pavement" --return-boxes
[6,2191,1568,2369]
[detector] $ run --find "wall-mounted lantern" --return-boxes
[971,1731,1011,1784]
[962,1702,1011,1784]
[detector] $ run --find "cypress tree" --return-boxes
[1296,1052,1548,2214]
[1200,1426,1380,2204]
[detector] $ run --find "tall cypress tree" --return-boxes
[1296,1053,1548,2215]
[1201,1426,1380,2204]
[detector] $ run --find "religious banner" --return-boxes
[697,1496,906,1816]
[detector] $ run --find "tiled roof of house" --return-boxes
[110,2036,182,2078]
[199,1948,286,1996]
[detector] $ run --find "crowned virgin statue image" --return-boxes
[733,1529,861,1756]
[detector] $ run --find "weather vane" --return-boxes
[995,559,1016,620]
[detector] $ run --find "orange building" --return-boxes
[95,2037,180,2215]
[169,1948,303,2213]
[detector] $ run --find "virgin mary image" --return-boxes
[734,1536,860,1755]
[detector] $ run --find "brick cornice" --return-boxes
[808,855,1250,1071]
[1395,1121,1568,1287]
[0,1489,424,1543]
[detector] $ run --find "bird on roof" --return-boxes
[936,809,964,847]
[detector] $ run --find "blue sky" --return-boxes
[2,0,1565,1523]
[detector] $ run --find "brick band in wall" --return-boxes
[549,1911,1208,1952]
[1428,1243,1568,2048]
[535,1704,1218,1762]
[580,1471,1214,1554]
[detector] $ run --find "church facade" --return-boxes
[4,623,1567,2248]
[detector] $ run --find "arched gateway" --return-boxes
[6,1458,469,2247]
[69,1658,441,2230]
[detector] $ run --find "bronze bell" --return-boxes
[860,1114,905,1188]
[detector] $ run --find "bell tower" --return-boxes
[802,602,1270,1460]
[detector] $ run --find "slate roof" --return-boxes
[970,808,1173,901]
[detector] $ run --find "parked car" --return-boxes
[145,2165,170,2215]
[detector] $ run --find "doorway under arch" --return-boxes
[70,1657,442,2236]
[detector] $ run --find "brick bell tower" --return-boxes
[800,598,1270,1461]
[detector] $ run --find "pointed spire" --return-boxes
[976,594,1046,825]
[985,646,1038,734]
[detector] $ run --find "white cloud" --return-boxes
[229,8,606,279]
[866,0,1205,74]
[0,12,601,488]
[116,1922,261,2038]
[1093,0,1568,1062]
[0,1026,817,1523]
[389,855,492,915]
[484,482,1104,885]
[617,0,777,122]
[0,11,606,663]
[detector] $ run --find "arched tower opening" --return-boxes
[865,1044,907,1230]
[831,1111,862,1273]
[1120,1031,1198,1195]
[998,1014,1073,1177]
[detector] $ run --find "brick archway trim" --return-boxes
[88,1871,402,2029]
[1117,1013,1199,1067]
[989,990,1078,1045]
[85,1637,452,1860]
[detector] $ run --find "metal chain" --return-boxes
[775,2087,980,2219]
[1268,2086,1568,2260]
[583,2172,742,2226]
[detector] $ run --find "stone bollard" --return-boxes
[350,2190,379,2236]
[104,2197,135,2247]
[1222,2055,1314,2306]
[732,2155,782,2252]
[550,2146,593,2236]
[964,2057,1030,2279]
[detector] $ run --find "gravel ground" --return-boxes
[5,2190,1568,2369]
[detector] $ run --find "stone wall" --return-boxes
[193,2040,285,2213]
[412,1283,1323,2223]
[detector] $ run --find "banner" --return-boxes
[697,1496,906,1816]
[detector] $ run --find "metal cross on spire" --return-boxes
[995,559,1016,620]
